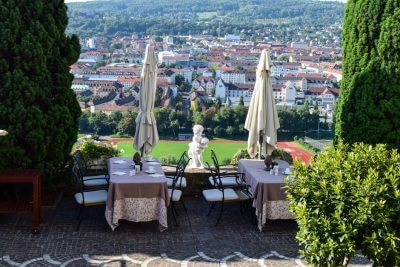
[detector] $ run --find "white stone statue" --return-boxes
[187,125,209,168]
[0,130,7,136]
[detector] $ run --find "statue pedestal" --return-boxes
[162,165,236,196]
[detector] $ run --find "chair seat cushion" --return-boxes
[168,189,182,202]
[202,188,239,202]
[166,177,187,188]
[83,176,108,187]
[208,176,239,186]
[235,190,251,201]
[83,174,107,179]
[74,190,108,205]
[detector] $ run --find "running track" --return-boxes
[277,141,313,164]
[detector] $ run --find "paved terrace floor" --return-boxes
[0,196,371,266]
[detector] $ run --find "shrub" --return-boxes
[286,142,400,266]
[230,149,250,166]
[221,158,232,165]
[230,148,293,165]
[159,155,179,165]
[77,141,120,160]
[271,148,293,164]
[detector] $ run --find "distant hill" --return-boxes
[66,0,345,39]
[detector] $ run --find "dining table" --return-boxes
[238,159,293,231]
[105,157,170,231]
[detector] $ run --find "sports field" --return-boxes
[116,140,246,164]
[112,139,313,164]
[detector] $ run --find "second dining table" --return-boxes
[238,159,293,231]
[105,157,170,231]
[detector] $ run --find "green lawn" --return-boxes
[116,140,246,164]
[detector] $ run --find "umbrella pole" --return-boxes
[258,135,263,159]
[140,146,144,157]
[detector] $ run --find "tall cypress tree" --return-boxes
[0,0,81,186]
[335,0,400,149]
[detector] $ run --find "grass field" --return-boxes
[116,140,246,164]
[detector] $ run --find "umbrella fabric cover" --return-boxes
[245,50,280,158]
[134,45,159,155]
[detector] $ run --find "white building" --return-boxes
[221,72,245,84]
[86,37,97,49]
[192,76,215,95]
[163,36,174,45]
[215,79,226,100]
[158,51,177,63]
[79,51,103,62]
[290,42,309,49]
[304,87,339,107]
[224,34,241,41]
[117,77,140,88]
[202,69,213,78]
[273,81,297,104]
[215,79,253,106]
[170,68,193,84]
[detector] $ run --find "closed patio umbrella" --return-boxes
[244,49,280,158]
[134,44,159,156]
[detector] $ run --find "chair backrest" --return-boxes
[72,150,88,176]
[206,162,224,191]
[171,153,191,192]
[71,164,84,193]
[211,150,219,166]
[175,151,190,176]
[210,150,222,177]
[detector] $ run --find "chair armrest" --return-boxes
[83,177,109,182]
[87,163,107,167]
[162,164,177,167]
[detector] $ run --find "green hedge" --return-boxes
[286,143,400,266]
[76,140,120,160]
[230,148,293,165]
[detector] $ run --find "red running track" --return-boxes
[277,141,313,165]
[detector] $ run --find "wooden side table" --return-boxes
[0,169,42,234]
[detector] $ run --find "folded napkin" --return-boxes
[112,171,126,176]
[113,160,127,164]
[150,174,164,178]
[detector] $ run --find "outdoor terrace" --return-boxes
[0,195,372,267]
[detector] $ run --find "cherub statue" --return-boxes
[188,125,209,168]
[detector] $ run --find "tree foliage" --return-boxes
[278,105,326,133]
[66,0,344,41]
[0,0,81,186]
[335,0,400,149]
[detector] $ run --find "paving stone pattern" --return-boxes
[0,196,372,266]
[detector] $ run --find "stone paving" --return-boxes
[0,195,372,266]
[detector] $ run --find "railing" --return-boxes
[303,130,333,151]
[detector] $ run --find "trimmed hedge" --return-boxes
[286,143,400,266]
